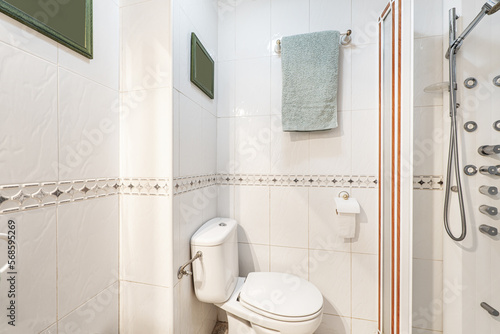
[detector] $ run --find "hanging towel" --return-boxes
[281,30,340,132]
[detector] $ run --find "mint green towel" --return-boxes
[281,30,340,132]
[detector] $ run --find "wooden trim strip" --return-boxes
[391,2,396,333]
[378,18,383,332]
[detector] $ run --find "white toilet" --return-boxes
[191,217,324,334]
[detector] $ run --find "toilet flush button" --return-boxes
[219,222,227,227]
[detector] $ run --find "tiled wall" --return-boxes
[412,0,446,333]
[119,0,174,333]
[216,0,387,333]
[172,0,219,333]
[0,0,120,333]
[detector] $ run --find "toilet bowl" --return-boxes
[190,218,324,334]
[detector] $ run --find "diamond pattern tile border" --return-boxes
[413,175,443,190]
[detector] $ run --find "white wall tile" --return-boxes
[173,90,181,178]
[352,253,378,321]
[270,55,283,115]
[351,109,379,175]
[235,0,271,59]
[121,196,172,287]
[414,0,443,38]
[59,0,119,90]
[58,197,119,318]
[309,250,351,317]
[270,187,309,248]
[309,187,351,252]
[270,246,309,280]
[238,243,270,276]
[202,109,217,175]
[338,47,353,112]
[352,43,378,110]
[352,0,388,45]
[315,314,351,334]
[270,115,309,174]
[413,106,445,176]
[414,37,444,107]
[58,283,119,334]
[121,87,173,178]
[309,111,352,175]
[310,0,352,33]
[413,190,443,261]
[120,282,172,334]
[59,69,119,180]
[217,117,235,174]
[217,61,236,117]
[178,190,205,268]
[218,2,236,61]
[270,0,310,42]
[413,259,443,331]
[235,57,271,116]
[0,42,58,185]
[178,0,218,59]
[179,94,203,176]
[121,0,171,91]
[350,188,379,255]
[234,116,271,174]
[0,208,56,333]
[235,186,270,245]
[201,185,219,223]
[0,15,58,63]
[352,319,378,334]
[217,184,235,218]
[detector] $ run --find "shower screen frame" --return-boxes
[378,0,414,333]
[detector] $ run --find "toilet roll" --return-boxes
[334,197,360,239]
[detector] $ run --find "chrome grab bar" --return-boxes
[177,251,203,279]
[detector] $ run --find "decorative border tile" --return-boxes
[217,174,378,188]
[413,175,443,190]
[173,174,218,195]
[0,178,121,214]
[0,178,172,214]
[120,178,170,196]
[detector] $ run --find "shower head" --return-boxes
[446,1,500,58]
[486,0,500,14]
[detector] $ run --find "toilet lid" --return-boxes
[239,272,323,320]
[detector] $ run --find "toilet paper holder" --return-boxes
[338,191,350,200]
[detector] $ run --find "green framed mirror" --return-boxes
[0,0,93,59]
[190,33,214,99]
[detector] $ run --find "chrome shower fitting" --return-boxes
[479,185,499,196]
[464,121,478,132]
[478,145,500,156]
[479,165,500,176]
[479,205,498,216]
[464,165,478,176]
[464,77,478,88]
[480,224,499,236]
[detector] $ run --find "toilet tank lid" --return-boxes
[191,218,238,247]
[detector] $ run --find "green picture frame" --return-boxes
[0,0,93,59]
[190,33,214,99]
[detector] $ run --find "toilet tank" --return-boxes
[190,217,239,304]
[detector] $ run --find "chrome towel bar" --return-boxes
[177,251,203,279]
[275,29,352,54]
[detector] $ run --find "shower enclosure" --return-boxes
[413,0,500,333]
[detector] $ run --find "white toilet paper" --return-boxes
[334,197,360,239]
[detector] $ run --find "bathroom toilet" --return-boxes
[190,217,324,334]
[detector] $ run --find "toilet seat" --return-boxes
[239,272,324,322]
[217,275,324,334]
